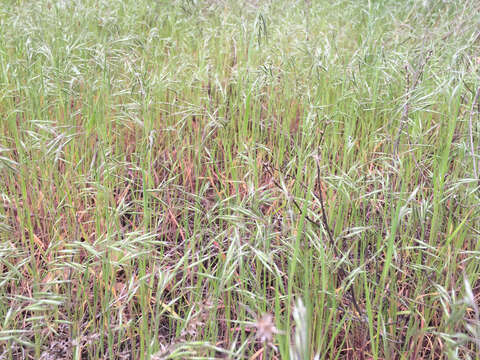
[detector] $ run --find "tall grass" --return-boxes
[0,0,479,358]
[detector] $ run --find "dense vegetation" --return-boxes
[0,0,479,358]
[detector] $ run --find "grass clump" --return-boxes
[0,0,479,358]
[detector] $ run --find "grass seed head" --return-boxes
[255,313,278,344]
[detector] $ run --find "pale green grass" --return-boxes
[0,0,479,359]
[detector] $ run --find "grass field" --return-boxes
[1,0,480,358]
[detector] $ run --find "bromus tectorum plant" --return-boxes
[0,0,479,359]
